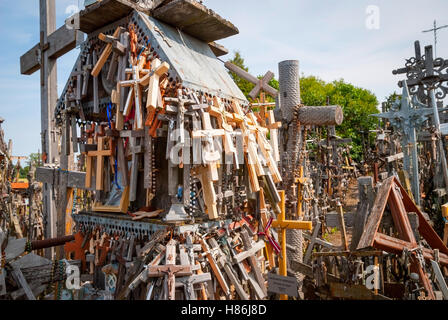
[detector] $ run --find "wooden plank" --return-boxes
[357,177,394,250]
[304,221,321,264]
[152,0,239,43]
[329,282,391,300]
[11,268,36,300]
[78,0,141,34]
[374,233,448,265]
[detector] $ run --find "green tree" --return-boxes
[27,153,42,168]
[327,79,380,160]
[382,91,401,112]
[19,153,41,179]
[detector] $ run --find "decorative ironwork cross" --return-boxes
[372,81,436,206]
[393,42,448,192]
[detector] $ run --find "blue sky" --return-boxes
[1,0,448,157]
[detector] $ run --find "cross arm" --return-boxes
[20,26,84,75]
[232,240,265,263]
[35,166,91,190]
[176,273,212,286]
[147,265,192,277]
[271,220,312,231]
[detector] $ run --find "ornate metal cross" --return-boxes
[372,81,435,206]
[393,41,448,192]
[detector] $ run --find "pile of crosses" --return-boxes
[305,122,356,212]
[370,41,448,237]
[0,119,44,245]
[13,0,352,300]
[293,41,448,300]
[20,0,448,301]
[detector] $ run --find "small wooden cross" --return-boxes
[191,166,219,220]
[142,58,170,112]
[120,60,147,130]
[272,190,312,300]
[231,101,264,192]
[147,240,192,300]
[192,110,225,181]
[91,27,124,77]
[122,130,145,202]
[294,166,309,217]
[209,97,239,168]
[237,230,268,298]
[87,136,114,191]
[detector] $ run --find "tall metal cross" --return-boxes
[422,20,448,58]
[372,81,436,206]
[393,41,448,194]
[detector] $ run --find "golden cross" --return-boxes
[272,190,312,300]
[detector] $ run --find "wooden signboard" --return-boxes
[267,273,298,298]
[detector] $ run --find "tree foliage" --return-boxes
[19,153,41,179]
[228,52,380,161]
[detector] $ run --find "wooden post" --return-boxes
[21,0,82,259]
[40,0,58,259]
[337,201,349,251]
[443,203,448,246]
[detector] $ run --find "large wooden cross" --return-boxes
[20,0,83,258]
[272,190,312,300]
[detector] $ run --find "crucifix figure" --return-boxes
[372,81,436,206]
[147,240,192,300]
